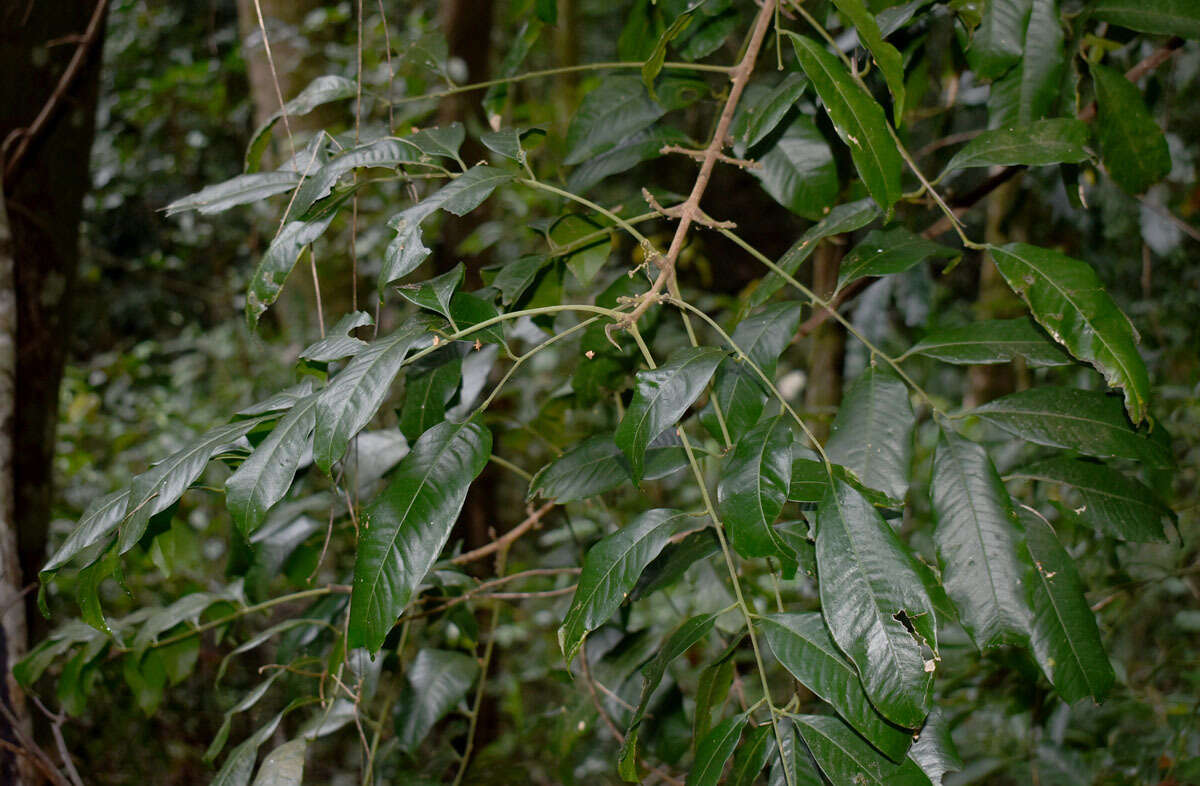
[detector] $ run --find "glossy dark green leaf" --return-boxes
[250,739,306,786]
[1090,0,1200,39]
[687,711,749,786]
[708,364,767,445]
[678,7,740,60]
[620,613,718,772]
[245,214,336,327]
[816,480,935,728]
[398,265,464,320]
[1021,511,1116,703]
[1015,0,1064,126]
[643,11,695,93]
[492,255,550,305]
[164,171,300,216]
[971,388,1170,467]
[631,528,721,601]
[299,311,373,363]
[439,165,513,215]
[904,318,1071,367]
[752,198,879,306]
[826,366,914,504]
[559,509,691,663]
[740,73,808,149]
[837,228,956,290]
[788,34,904,213]
[752,113,840,221]
[567,125,691,192]
[395,648,480,751]
[990,243,1151,422]
[483,21,542,120]
[41,489,130,578]
[206,671,285,762]
[245,75,356,172]
[729,724,775,786]
[312,321,430,473]
[931,430,1032,649]
[118,417,270,554]
[226,391,323,536]
[566,76,665,165]
[550,214,613,285]
[719,416,794,559]
[445,291,505,346]
[290,138,419,216]
[399,356,461,441]
[831,0,907,123]
[971,0,1030,79]
[1007,457,1170,541]
[528,435,627,503]
[762,613,912,760]
[1091,62,1172,195]
[236,381,316,417]
[795,715,932,786]
[908,708,962,786]
[943,119,1090,172]
[615,347,725,484]
[406,123,466,160]
[694,657,735,745]
[349,419,491,652]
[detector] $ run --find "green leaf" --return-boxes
[787,34,904,213]
[826,366,915,504]
[752,198,879,306]
[631,528,721,601]
[349,419,491,652]
[990,242,1151,422]
[492,255,551,305]
[831,0,907,123]
[837,228,956,290]
[550,214,613,285]
[971,0,1031,80]
[1090,0,1200,39]
[971,388,1170,466]
[1007,458,1170,541]
[558,509,692,663]
[250,739,306,786]
[615,347,725,484]
[687,711,749,786]
[118,417,270,554]
[399,264,464,322]
[483,21,542,121]
[42,489,130,578]
[1014,0,1065,126]
[1091,62,1172,195]
[751,112,840,221]
[905,318,1071,367]
[245,214,336,327]
[794,715,932,786]
[762,613,912,761]
[728,724,775,786]
[816,480,935,728]
[245,75,357,172]
[226,391,323,536]
[566,76,666,165]
[528,436,627,503]
[930,430,1032,648]
[908,709,962,786]
[206,670,286,762]
[212,708,287,786]
[943,119,1090,172]
[739,73,808,149]
[718,416,794,559]
[643,11,695,94]
[406,123,466,160]
[399,355,461,441]
[694,657,736,745]
[164,171,300,216]
[299,311,374,363]
[395,648,480,751]
[438,165,513,215]
[291,138,419,216]
[312,320,431,473]
[678,7,740,60]
[1021,511,1116,703]
[567,125,691,193]
[620,613,718,771]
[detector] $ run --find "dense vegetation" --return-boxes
[10,0,1200,783]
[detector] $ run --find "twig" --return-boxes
[29,696,84,786]
[451,502,554,564]
[618,0,778,330]
[2,0,110,185]
[0,699,72,786]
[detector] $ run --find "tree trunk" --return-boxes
[0,1,108,781]
[805,242,846,443]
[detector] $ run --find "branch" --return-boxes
[793,36,1185,338]
[619,0,778,330]
[450,502,554,565]
[2,0,110,186]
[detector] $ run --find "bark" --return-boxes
[804,242,846,443]
[0,1,108,782]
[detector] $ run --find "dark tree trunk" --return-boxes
[0,1,108,781]
[805,243,846,443]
